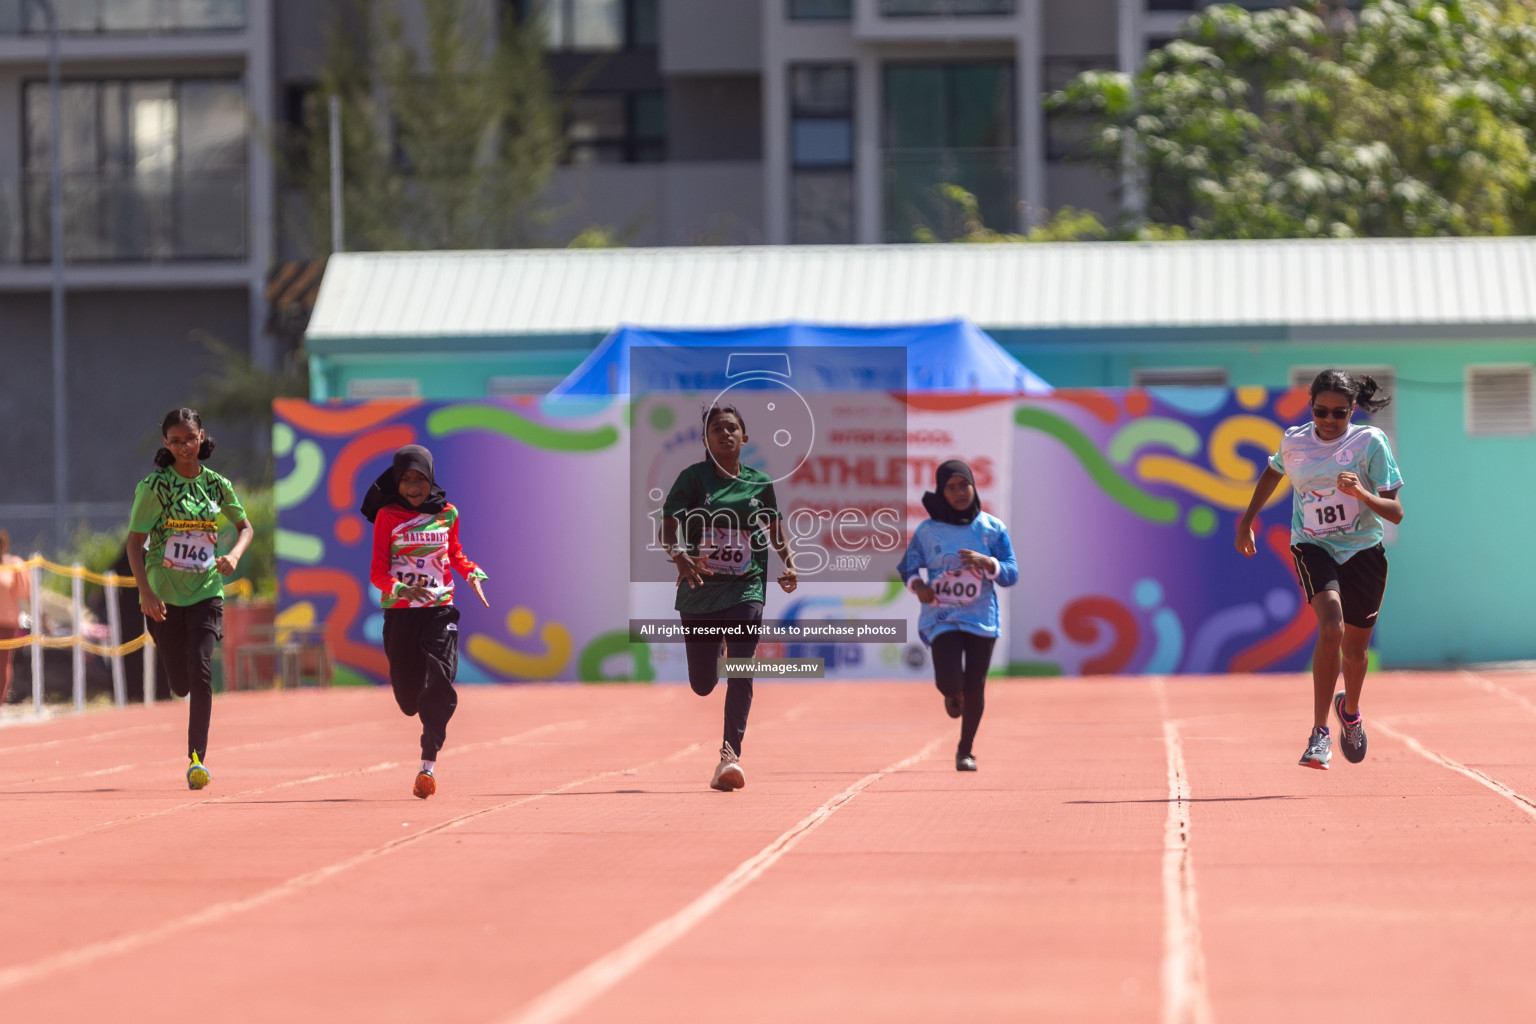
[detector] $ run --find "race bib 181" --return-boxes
[1300,488,1361,537]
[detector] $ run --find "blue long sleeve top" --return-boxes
[895,511,1018,646]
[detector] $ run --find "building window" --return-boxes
[1044,56,1114,163]
[566,91,666,164]
[788,0,852,18]
[791,64,854,244]
[883,62,1015,242]
[1465,365,1535,436]
[882,0,1014,15]
[23,77,248,262]
[1132,367,1230,388]
[6,0,246,33]
[522,0,655,51]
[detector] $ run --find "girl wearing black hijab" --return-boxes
[361,445,488,799]
[896,460,1018,771]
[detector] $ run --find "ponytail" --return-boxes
[1309,369,1391,415]
[1354,374,1391,414]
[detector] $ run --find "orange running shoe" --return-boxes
[413,769,435,799]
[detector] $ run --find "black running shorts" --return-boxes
[1289,543,1388,629]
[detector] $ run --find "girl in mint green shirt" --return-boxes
[1236,371,1403,773]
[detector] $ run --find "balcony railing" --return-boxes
[0,169,248,263]
[883,147,1017,243]
[0,0,246,35]
[880,0,1014,16]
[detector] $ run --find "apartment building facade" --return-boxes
[538,0,1267,246]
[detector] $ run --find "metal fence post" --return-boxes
[144,633,156,707]
[29,558,44,715]
[104,571,126,707]
[70,565,84,712]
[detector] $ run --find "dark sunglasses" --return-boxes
[1311,406,1352,421]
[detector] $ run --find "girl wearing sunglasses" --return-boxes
[1236,370,1403,770]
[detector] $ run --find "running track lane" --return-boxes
[1163,671,1536,1023]
[3,674,1536,1022]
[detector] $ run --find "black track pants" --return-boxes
[145,596,222,761]
[931,630,996,758]
[680,601,763,757]
[382,605,460,760]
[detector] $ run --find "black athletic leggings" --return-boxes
[931,630,996,758]
[144,596,222,761]
[382,605,460,760]
[680,600,763,757]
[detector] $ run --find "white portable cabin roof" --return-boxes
[306,236,1536,342]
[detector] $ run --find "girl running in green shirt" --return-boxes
[662,404,797,792]
[126,408,254,790]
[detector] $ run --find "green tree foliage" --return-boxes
[914,185,1112,242]
[283,0,565,252]
[1051,1,1536,238]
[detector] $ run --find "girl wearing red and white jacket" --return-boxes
[361,445,488,799]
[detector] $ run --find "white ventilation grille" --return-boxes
[345,378,420,399]
[488,375,567,397]
[1466,365,1535,436]
[1132,366,1230,387]
[1289,366,1396,442]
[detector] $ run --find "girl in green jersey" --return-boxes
[126,409,254,790]
[662,404,797,791]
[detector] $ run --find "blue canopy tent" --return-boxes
[547,320,1052,396]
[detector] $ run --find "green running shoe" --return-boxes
[186,752,211,790]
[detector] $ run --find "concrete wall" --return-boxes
[669,76,762,161]
[661,0,761,74]
[0,288,253,550]
[545,160,763,245]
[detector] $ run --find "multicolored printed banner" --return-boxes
[274,387,1322,684]
[273,397,637,686]
[1007,386,1317,675]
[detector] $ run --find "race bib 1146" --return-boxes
[162,522,218,573]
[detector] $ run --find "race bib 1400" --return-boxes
[931,568,984,607]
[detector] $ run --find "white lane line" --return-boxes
[1151,677,1214,1024]
[1160,719,1215,1024]
[1459,670,1536,720]
[501,733,948,1024]
[1375,718,1536,820]
[0,738,704,993]
[1,721,584,856]
[0,722,173,755]
[0,720,383,789]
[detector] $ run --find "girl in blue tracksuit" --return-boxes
[897,460,1018,772]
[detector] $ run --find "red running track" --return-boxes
[2,671,1535,1023]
